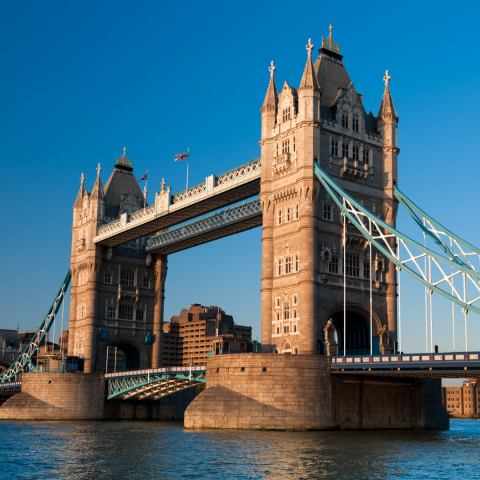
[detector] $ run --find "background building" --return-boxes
[162,304,253,366]
[443,380,480,418]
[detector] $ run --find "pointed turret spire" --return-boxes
[378,70,398,121]
[299,39,320,92]
[261,61,279,112]
[74,173,85,208]
[91,163,104,200]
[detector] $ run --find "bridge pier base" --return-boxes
[184,354,449,431]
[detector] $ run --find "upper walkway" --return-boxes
[93,158,261,247]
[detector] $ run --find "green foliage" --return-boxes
[196,384,206,396]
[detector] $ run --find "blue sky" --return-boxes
[1,0,480,377]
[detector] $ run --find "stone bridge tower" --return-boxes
[68,150,166,373]
[260,26,398,356]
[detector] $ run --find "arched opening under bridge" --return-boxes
[100,342,143,373]
[330,310,371,356]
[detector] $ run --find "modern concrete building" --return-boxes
[162,304,253,366]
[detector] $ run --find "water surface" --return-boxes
[1,419,479,479]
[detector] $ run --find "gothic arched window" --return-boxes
[120,269,135,286]
[342,112,349,129]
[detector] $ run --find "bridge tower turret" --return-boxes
[69,164,105,373]
[377,71,399,343]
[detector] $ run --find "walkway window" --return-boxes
[284,304,290,320]
[104,272,112,284]
[342,112,348,129]
[346,253,360,277]
[142,277,150,289]
[120,269,134,286]
[285,256,292,274]
[136,309,144,322]
[107,306,116,319]
[342,142,349,157]
[329,257,339,274]
[119,303,134,320]
[323,203,331,220]
[331,138,338,156]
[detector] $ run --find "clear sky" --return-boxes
[1,1,480,382]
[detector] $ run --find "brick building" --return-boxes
[443,380,480,418]
[162,304,252,366]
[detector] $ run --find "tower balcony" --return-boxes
[340,156,368,181]
[118,285,139,304]
[272,153,291,177]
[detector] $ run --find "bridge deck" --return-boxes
[94,158,260,247]
[331,352,480,378]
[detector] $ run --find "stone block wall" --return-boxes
[184,354,449,431]
[0,373,105,420]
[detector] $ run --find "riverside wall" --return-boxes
[184,354,449,431]
[0,373,195,421]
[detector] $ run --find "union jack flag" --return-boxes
[138,172,148,181]
[175,152,189,161]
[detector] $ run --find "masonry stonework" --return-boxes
[185,355,448,430]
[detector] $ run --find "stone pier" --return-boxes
[184,354,449,430]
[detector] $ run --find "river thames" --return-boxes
[1,419,479,479]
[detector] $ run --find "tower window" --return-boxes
[353,115,359,132]
[342,112,349,129]
[346,253,360,277]
[285,256,292,274]
[293,295,298,305]
[295,204,299,220]
[282,106,291,122]
[136,309,145,322]
[331,139,338,156]
[364,261,370,280]
[323,203,332,220]
[107,306,116,319]
[281,139,290,154]
[287,208,291,222]
[353,147,359,161]
[278,258,282,276]
[277,327,280,334]
[293,137,296,152]
[329,257,339,274]
[142,277,150,289]
[284,325,290,334]
[295,254,299,272]
[363,149,370,164]
[278,209,282,225]
[284,304,290,320]
[342,142,349,157]
[120,269,135,286]
[293,310,297,319]
[276,313,280,321]
[104,272,112,284]
[119,303,133,320]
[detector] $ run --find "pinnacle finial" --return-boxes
[322,24,340,54]
[306,38,314,56]
[80,173,85,185]
[123,146,126,156]
[329,24,332,36]
[383,70,391,86]
[268,60,276,78]
[96,163,102,176]
[161,178,166,193]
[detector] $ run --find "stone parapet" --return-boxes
[184,354,449,431]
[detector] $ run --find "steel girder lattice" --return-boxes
[0,269,71,382]
[107,372,206,400]
[314,163,480,315]
[146,197,261,252]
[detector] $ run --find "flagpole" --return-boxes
[186,147,189,192]
[144,169,148,209]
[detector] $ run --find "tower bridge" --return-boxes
[1,26,478,429]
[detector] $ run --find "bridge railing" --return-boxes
[94,157,261,243]
[331,352,480,368]
[104,365,206,379]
